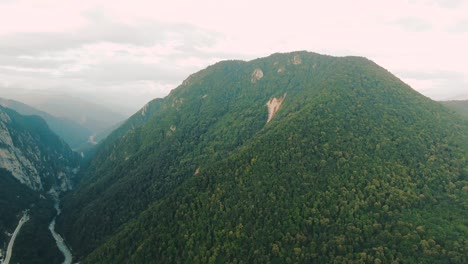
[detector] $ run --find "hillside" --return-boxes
[0,168,38,251]
[0,97,93,150]
[58,51,467,263]
[0,106,81,191]
[0,106,81,263]
[440,100,468,119]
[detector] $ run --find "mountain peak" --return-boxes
[58,51,467,263]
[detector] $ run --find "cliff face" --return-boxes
[0,106,80,192]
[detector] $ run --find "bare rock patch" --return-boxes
[251,68,264,83]
[293,54,302,65]
[266,93,287,123]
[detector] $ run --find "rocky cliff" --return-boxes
[0,106,80,192]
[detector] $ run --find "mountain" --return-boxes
[0,97,93,150]
[0,168,65,264]
[0,168,38,256]
[0,106,81,263]
[5,92,127,134]
[440,100,468,119]
[0,106,81,191]
[58,51,467,263]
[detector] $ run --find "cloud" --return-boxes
[448,19,468,32]
[397,70,468,100]
[0,54,70,70]
[397,70,465,80]
[432,0,466,8]
[1,0,467,111]
[0,12,230,112]
[393,17,433,32]
[64,58,186,84]
[0,16,221,56]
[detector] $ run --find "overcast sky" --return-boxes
[0,0,467,114]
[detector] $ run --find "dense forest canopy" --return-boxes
[440,100,468,119]
[56,51,467,263]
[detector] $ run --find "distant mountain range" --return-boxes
[4,93,126,133]
[0,96,127,150]
[56,51,467,263]
[440,100,468,119]
[0,98,92,150]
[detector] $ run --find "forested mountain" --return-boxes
[58,51,467,263]
[0,97,93,150]
[0,106,81,263]
[440,100,468,119]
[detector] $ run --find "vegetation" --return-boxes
[0,169,37,246]
[440,100,468,119]
[0,107,81,263]
[0,169,63,264]
[11,194,63,264]
[57,51,467,263]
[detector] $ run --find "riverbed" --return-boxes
[49,201,73,264]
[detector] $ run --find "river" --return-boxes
[49,201,73,264]
[2,211,29,264]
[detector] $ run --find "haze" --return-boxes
[1,0,467,115]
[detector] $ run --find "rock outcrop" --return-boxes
[266,94,287,123]
[251,68,264,83]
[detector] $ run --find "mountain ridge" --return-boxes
[1,93,127,139]
[440,100,468,119]
[0,97,93,150]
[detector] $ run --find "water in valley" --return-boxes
[49,201,73,264]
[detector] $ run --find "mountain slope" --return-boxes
[0,168,64,264]
[440,100,468,119]
[59,51,467,263]
[0,106,80,191]
[0,97,93,149]
[0,168,38,249]
[0,106,81,263]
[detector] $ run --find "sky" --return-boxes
[0,0,467,114]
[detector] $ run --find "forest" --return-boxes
[55,51,467,263]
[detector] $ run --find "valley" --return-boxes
[0,106,80,263]
[1,0,468,262]
[0,196,73,264]
[49,201,73,264]
[2,211,29,264]
[0,51,466,263]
